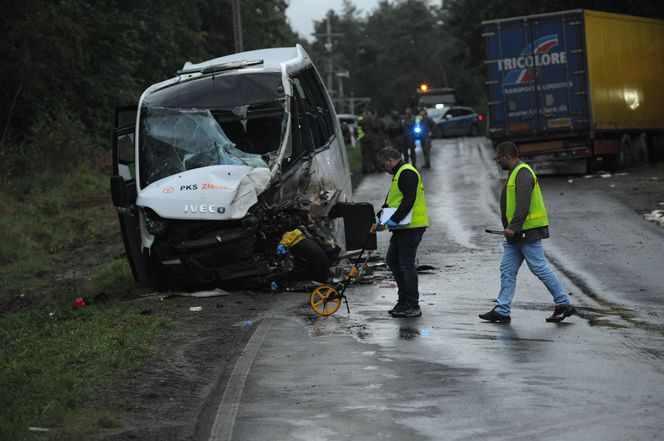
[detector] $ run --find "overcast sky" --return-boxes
[286,0,381,40]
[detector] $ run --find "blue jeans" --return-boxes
[496,239,570,316]
[386,229,424,307]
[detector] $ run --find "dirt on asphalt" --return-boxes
[96,290,272,441]
[547,162,664,224]
[80,162,663,440]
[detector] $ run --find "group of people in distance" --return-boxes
[357,107,435,174]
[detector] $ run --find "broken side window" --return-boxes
[139,107,268,188]
[288,81,315,166]
[292,67,335,147]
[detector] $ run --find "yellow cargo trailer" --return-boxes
[585,10,664,132]
[483,10,664,173]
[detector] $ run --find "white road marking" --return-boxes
[208,318,273,441]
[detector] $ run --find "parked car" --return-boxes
[336,113,357,146]
[425,107,445,121]
[434,106,483,138]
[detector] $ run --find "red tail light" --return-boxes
[477,114,484,121]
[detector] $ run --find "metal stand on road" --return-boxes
[309,223,377,316]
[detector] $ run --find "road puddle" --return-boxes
[397,327,432,340]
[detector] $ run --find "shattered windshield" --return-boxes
[139,107,269,188]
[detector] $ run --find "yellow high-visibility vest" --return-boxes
[356,115,365,141]
[386,164,429,229]
[506,163,549,230]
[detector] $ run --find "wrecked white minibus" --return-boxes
[111,45,375,289]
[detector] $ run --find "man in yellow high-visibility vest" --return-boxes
[377,147,429,318]
[479,142,575,323]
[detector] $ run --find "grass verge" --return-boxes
[0,168,173,440]
[0,167,118,297]
[0,288,172,440]
[346,143,362,175]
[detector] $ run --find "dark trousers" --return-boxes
[421,136,431,166]
[360,140,374,173]
[360,138,383,173]
[386,229,424,307]
[403,136,417,165]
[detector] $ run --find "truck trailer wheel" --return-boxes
[469,124,479,137]
[652,134,664,162]
[617,134,633,170]
[632,133,649,164]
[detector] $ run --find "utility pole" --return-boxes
[231,0,243,53]
[342,95,371,115]
[313,17,369,114]
[336,71,349,113]
[350,91,355,115]
[314,17,343,100]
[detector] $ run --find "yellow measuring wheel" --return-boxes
[309,284,342,316]
[308,223,377,317]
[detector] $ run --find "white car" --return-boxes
[336,114,357,146]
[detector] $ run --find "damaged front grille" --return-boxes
[152,215,260,272]
[147,198,343,287]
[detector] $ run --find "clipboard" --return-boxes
[380,207,412,225]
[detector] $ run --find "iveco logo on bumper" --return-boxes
[184,204,226,214]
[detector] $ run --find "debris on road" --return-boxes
[644,210,664,228]
[28,427,50,433]
[149,288,232,301]
[178,288,231,298]
[416,264,437,272]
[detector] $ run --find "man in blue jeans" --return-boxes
[480,142,575,323]
[377,147,429,318]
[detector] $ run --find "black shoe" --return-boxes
[388,302,405,315]
[546,304,576,322]
[423,163,431,169]
[391,305,422,317]
[479,307,511,323]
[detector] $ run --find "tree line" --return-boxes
[0,0,297,183]
[306,0,663,115]
[1,0,661,183]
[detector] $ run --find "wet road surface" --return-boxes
[199,138,664,441]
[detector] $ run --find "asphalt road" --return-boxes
[198,138,664,441]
